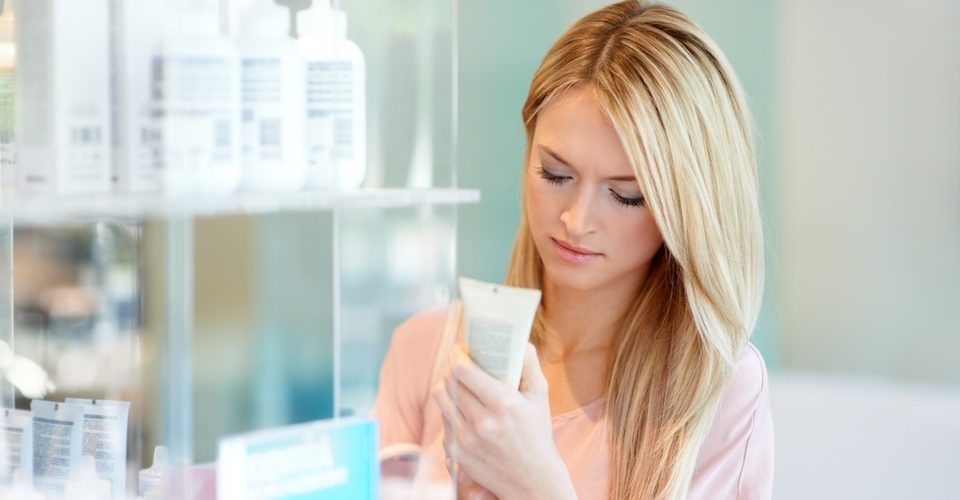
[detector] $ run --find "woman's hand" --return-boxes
[432,343,578,500]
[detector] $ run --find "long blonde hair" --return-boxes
[504,2,764,498]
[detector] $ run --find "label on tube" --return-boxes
[458,277,542,389]
[31,400,84,496]
[64,398,130,500]
[0,408,33,487]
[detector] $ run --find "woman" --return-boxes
[373,1,773,499]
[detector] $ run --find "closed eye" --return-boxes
[610,189,645,208]
[537,165,569,186]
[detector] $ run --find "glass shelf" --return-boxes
[0,188,480,224]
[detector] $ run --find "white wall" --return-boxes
[777,0,960,382]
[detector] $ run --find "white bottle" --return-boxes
[153,0,242,194]
[298,0,367,190]
[136,445,168,500]
[14,0,112,195]
[0,2,15,197]
[238,0,307,191]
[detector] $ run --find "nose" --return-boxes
[560,187,597,238]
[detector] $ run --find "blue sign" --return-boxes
[217,418,379,500]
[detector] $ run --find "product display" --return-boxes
[238,0,308,191]
[298,0,367,190]
[3,0,463,497]
[64,398,130,500]
[459,277,542,389]
[1,399,133,498]
[13,0,112,194]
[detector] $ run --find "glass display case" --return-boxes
[0,0,471,498]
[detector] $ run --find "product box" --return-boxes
[13,0,112,195]
[217,418,379,500]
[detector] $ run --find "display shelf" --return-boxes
[0,187,480,224]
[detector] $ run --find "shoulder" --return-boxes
[373,305,454,446]
[389,305,450,354]
[384,304,453,379]
[689,343,774,499]
[710,343,771,444]
[723,343,769,413]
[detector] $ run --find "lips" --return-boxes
[551,237,602,265]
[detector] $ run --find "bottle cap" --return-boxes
[242,0,291,39]
[297,0,347,39]
[139,445,169,495]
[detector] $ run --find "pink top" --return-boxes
[372,306,774,499]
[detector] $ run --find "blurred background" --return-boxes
[5,0,958,498]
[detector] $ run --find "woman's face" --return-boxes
[525,86,664,295]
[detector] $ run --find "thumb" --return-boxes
[519,343,548,397]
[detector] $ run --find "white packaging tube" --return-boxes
[65,398,130,500]
[0,408,33,487]
[30,400,84,497]
[458,277,542,389]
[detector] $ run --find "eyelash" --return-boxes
[537,165,646,208]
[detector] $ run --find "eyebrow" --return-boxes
[538,145,637,182]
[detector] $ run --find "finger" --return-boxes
[456,469,478,492]
[442,375,469,421]
[452,345,508,408]
[456,470,492,500]
[432,386,461,461]
[519,342,548,397]
[445,373,487,422]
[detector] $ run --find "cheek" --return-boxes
[524,179,555,228]
[619,213,664,261]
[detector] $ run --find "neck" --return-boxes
[539,271,646,362]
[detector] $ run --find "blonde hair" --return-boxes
[504,2,764,499]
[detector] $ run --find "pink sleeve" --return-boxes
[371,307,448,448]
[688,343,775,500]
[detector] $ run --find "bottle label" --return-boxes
[306,60,354,169]
[241,57,285,164]
[151,54,239,186]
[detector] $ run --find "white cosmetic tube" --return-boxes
[30,400,84,497]
[64,398,130,500]
[0,408,33,487]
[458,277,542,389]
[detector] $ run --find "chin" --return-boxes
[540,259,609,292]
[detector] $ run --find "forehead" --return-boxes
[533,86,633,177]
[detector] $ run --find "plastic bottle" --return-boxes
[238,0,307,191]
[298,0,367,190]
[153,0,242,193]
[136,445,169,500]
